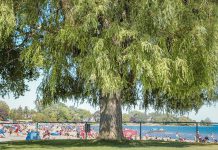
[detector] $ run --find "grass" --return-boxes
[0,140,218,150]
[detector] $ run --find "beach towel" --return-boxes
[26,131,41,141]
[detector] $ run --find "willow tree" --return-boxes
[1,0,218,140]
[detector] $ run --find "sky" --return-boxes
[1,79,218,122]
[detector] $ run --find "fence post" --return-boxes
[85,122,88,140]
[196,122,199,142]
[36,122,39,132]
[140,122,142,140]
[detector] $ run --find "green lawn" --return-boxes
[1,140,218,150]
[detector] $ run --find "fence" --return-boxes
[0,121,218,142]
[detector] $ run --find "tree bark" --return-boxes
[99,92,123,140]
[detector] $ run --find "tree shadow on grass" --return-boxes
[1,140,218,149]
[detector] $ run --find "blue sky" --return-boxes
[1,79,218,122]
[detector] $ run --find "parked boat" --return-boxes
[146,128,166,133]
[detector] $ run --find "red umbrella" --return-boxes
[80,129,95,139]
[80,130,86,139]
[123,128,137,140]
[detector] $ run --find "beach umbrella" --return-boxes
[123,129,137,139]
[80,130,86,139]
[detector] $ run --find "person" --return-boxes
[210,133,215,142]
[76,128,80,138]
[43,129,50,139]
[196,131,200,142]
[0,125,5,138]
[204,136,209,143]
[176,132,179,141]
[9,127,13,135]
[14,125,21,136]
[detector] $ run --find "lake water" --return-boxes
[126,125,218,140]
[92,124,218,141]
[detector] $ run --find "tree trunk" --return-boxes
[99,92,123,140]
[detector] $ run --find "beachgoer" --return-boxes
[0,127,5,138]
[9,127,13,135]
[204,136,209,143]
[43,129,50,139]
[176,132,179,141]
[196,131,200,142]
[210,133,215,142]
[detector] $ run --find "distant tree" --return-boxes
[204,117,212,123]
[75,109,92,121]
[146,112,194,123]
[122,113,130,122]
[9,108,22,121]
[177,116,194,122]
[93,111,100,122]
[35,100,43,113]
[17,106,24,120]
[155,114,177,122]
[68,106,93,121]
[129,111,147,122]
[29,109,36,119]
[0,101,10,120]
[201,117,212,126]
[32,113,47,122]
[42,103,72,122]
[23,106,29,119]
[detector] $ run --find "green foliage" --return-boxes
[0,100,10,120]
[7,101,92,122]
[128,111,148,122]
[1,0,218,114]
[148,112,194,122]
[39,103,72,122]
[9,106,36,121]
[122,113,130,122]
[0,0,38,98]
[32,102,92,122]
[200,117,212,126]
[32,113,47,122]
[122,111,194,123]
[71,107,92,121]
[0,0,15,45]
[177,116,194,123]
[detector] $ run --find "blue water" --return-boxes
[91,124,218,141]
[124,125,218,140]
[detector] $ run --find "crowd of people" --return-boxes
[0,123,98,141]
[195,131,218,143]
